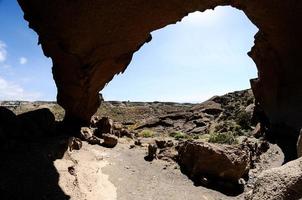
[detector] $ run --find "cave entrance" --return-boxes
[99,7,259,195]
[102,6,258,103]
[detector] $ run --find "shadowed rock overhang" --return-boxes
[17,0,302,132]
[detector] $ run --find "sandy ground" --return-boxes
[54,144,117,200]
[0,136,283,200]
[52,139,249,200]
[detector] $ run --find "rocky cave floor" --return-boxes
[0,89,295,200]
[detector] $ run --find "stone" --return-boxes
[122,120,135,125]
[166,140,174,147]
[189,126,208,134]
[87,135,101,145]
[135,118,174,130]
[80,127,93,140]
[120,129,134,139]
[252,123,262,138]
[68,137,82,151]
[113,122,123,130]
[177,141,250,183]
[95,117,113,136]
[246,157,302,200]
[90,116,100,127]
[245,104,255,115]
[16,108,56,138]
[146,143,158,161]
[134,139,142,146]
[240,137,269,168]
[297,129,302,158]
[155,139,167,149]
[183,121,196,132]
[158,147,178,161]
[102,133,118,148]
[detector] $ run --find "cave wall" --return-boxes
[17,0,302,132]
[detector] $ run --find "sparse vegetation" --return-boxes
[208,132,238,145]
[196,134,210,140]
[236,111,251,129]
[169,131,190,140]
[138,129,155,138]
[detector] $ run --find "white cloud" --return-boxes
[0,40,7,63]
[19,57,28,65]
[0,76,41,101]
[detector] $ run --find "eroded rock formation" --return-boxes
[246,157,302,200]
[17,0,302,137]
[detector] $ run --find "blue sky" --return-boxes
[0,1,258,102]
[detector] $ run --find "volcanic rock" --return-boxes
[246,157,302,200]
[146,143,158,161]
[155,139,174,149]
[80,127,93,140]
[95,117,113,136]
[16,108,56,138]
[102,133,118,148]
[177,141,250,183]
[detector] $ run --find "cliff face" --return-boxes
[17,0,302,131]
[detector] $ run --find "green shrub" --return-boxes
[236,111,251,129]
[169,131,188,140]
[208,132,238,145]
[138,129,155,138]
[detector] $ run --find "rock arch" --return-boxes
[17,0,302,134]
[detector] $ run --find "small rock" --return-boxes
[245,104,255,115]
[155,139,167,149]
[102,133,118,148]
[134,139,142,146]
[113,122,123,130]
[120,129,134,139]
[95,117,114,136]
[166,140,174,147]
[68,137,82,151]
[157,147,178,161]
[252,123,262,138]
[238,178,246,185]
[146,143,157,161]
[189,126,208,134]
[80,127,93,140]
[68,166,76,176]
[87,136,101,145]
[122,120,135,125]
[90,116,100,127]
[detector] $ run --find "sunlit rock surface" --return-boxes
[17,0,302,136]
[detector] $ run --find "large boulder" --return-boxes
[246,157,302,200]
[16,108,56,138]
[177,141,250,183]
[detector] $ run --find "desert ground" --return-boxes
[0,89,296,200]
